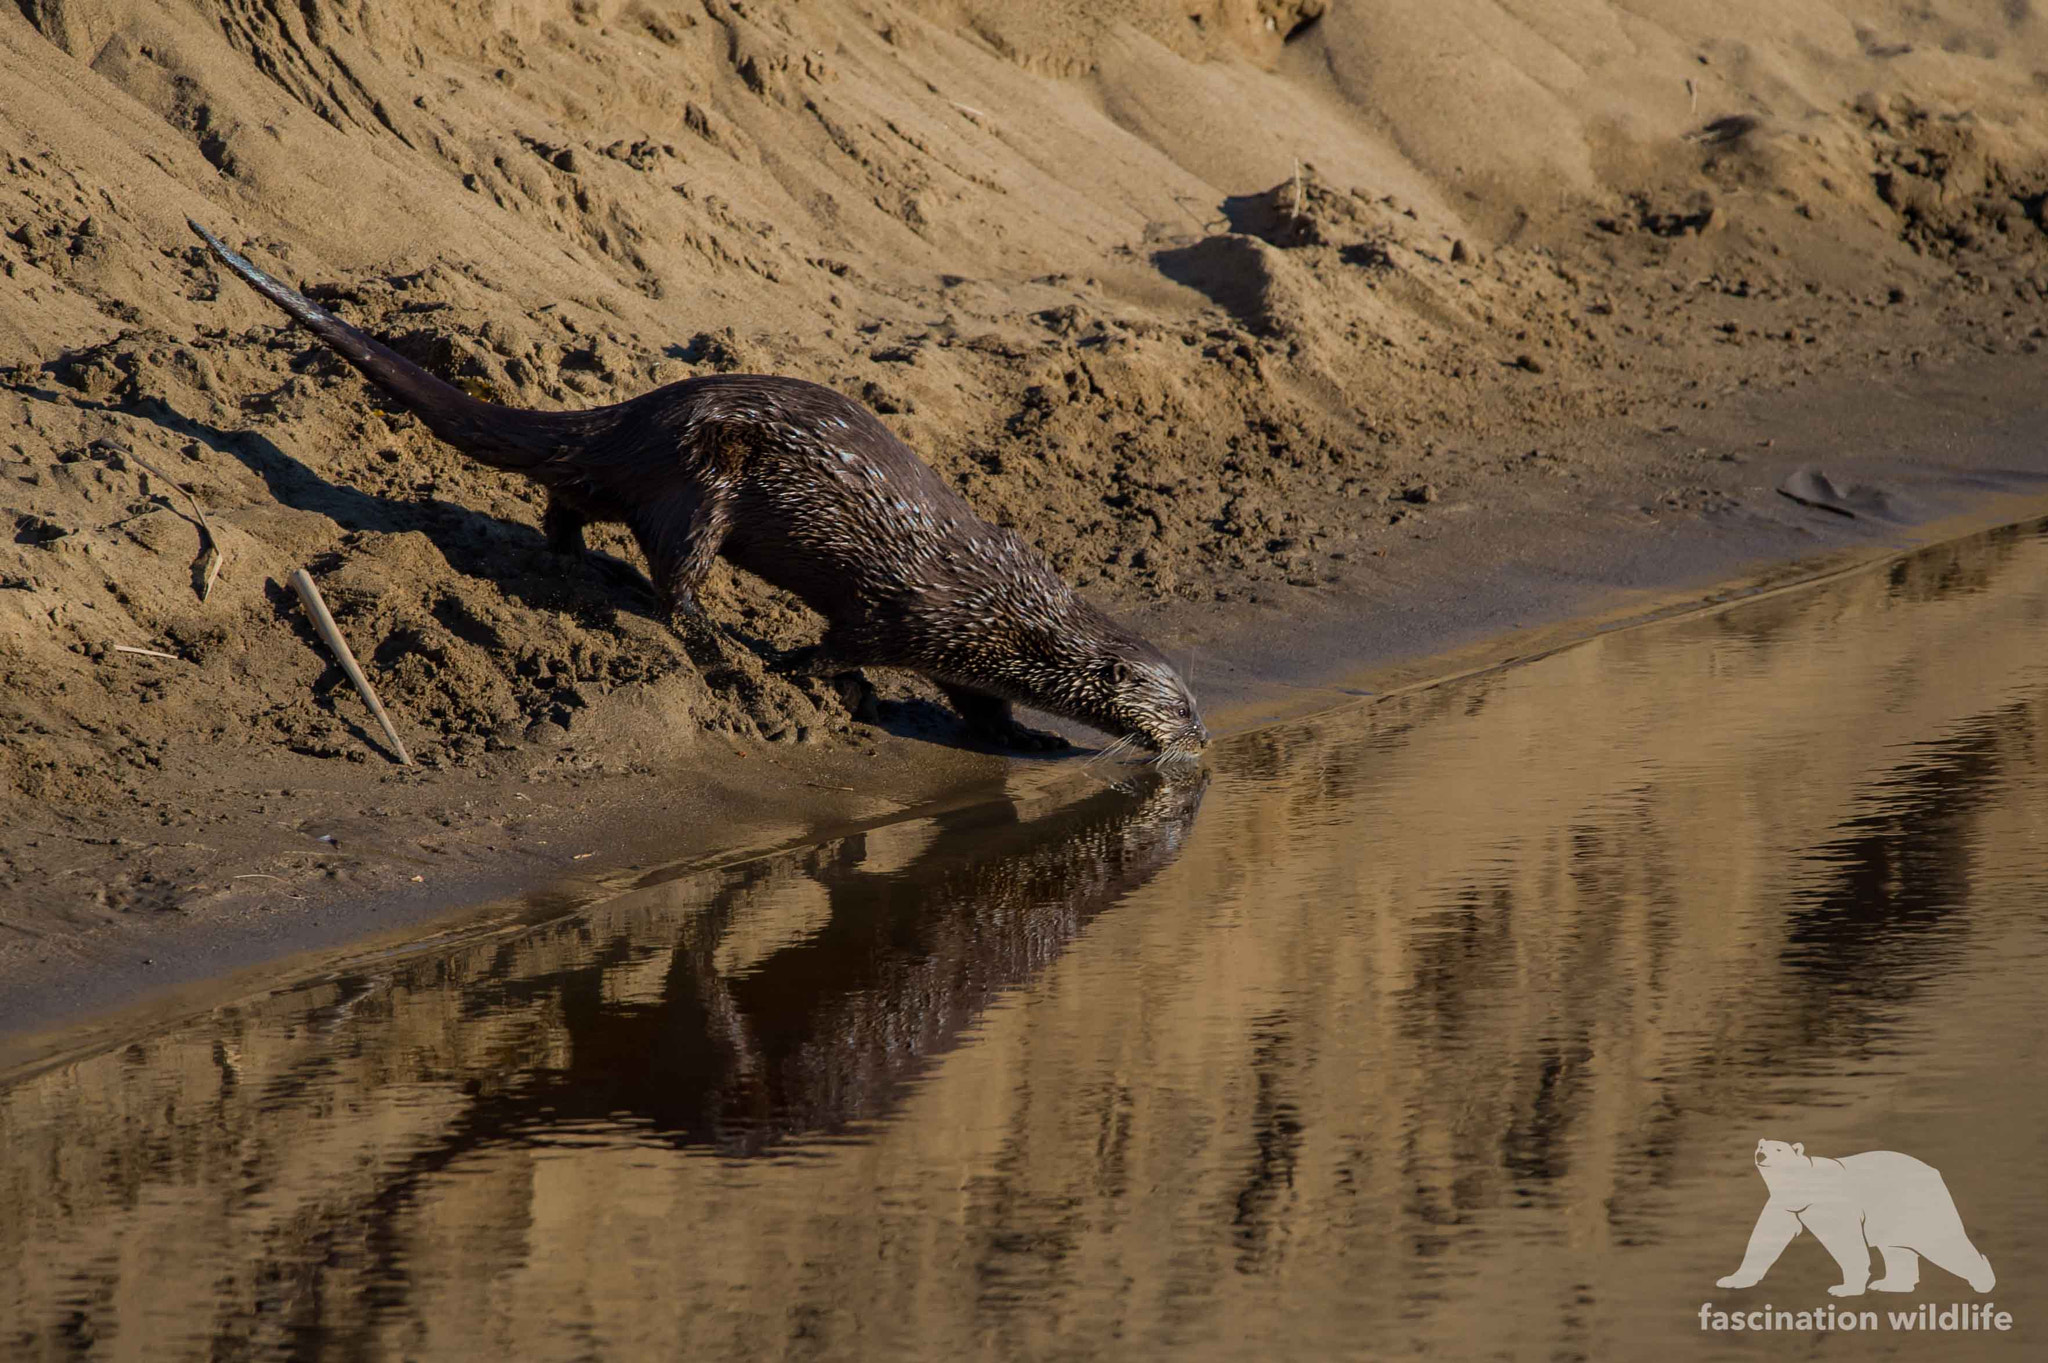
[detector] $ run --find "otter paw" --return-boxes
[786,662,878,723]
[664,602,731,667]
[1716,1276,1758,1290]
[828,672,880,725]
[589,555,649,591]
[1827,1284,1867,1298]
[773,645,836,678]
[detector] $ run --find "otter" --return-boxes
[189,221,1205,759]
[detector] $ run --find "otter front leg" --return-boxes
[938,684,1070,753]
[1717,1206,1802,1289]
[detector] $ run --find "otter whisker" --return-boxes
[1086,734,1139,769]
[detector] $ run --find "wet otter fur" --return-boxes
[190,221,1206,758]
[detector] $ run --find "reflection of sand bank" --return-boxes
[6,528,2048,1359]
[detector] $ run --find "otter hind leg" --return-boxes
[938,684,1070,753]
[628,485,733,634]
[542,495,588,556]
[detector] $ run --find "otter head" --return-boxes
[999,598,1205,762]
[1080,644,1207,762]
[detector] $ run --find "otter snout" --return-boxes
[1157,714,1207,762]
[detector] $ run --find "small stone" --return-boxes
[1450,239,1470,264]
[1514,353,1545,374]
[1404,483,1439,504]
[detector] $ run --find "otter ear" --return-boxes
[1792,1143,1804,1156]
[1103,658,1134,685]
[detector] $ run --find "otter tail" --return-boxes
[190,220,597,470]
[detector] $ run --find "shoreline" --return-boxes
[6,350,2047,1074]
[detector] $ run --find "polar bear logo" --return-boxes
[1717,1139,1995,1297]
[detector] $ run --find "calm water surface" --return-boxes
[6,522,2048,1360]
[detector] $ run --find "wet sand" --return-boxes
[6,511,2045,1361]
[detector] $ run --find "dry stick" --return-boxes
[126,450,225,600]
[288,567,413,766]
[112,644,182,661]
[1289,158,1307,244]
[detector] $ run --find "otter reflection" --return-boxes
[437,772,1206,1158]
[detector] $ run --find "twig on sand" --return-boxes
[126,450,226,601]
[1286,159,1310,243]
[288,567,413,766]
[112,644,182,661]
[949,100,991,125]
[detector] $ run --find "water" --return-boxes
[6,521,2048,1361]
